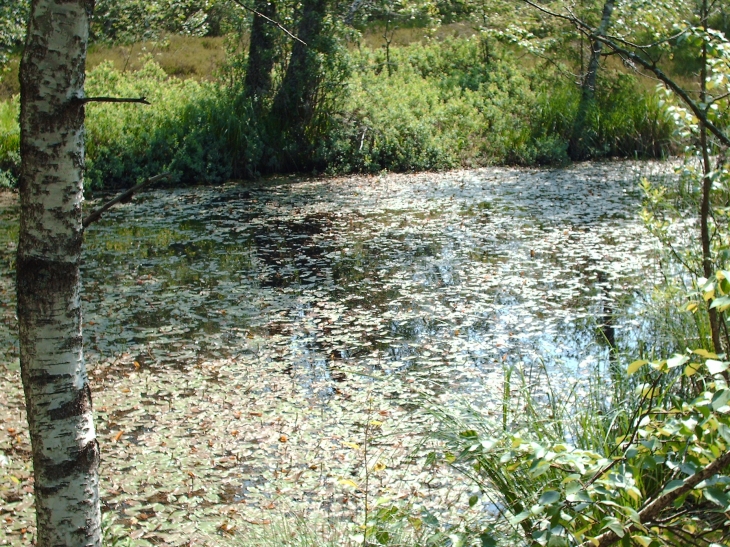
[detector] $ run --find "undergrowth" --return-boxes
[0,37,675,192]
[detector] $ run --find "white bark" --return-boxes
[18,0,101,545]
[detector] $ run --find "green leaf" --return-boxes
[632,535,653,547]
[666,354,689,368]
[469,495,479,508]
[704,487,730,509]
[600,517,625,538]
[660,480,685,496]
[710,296,730,311]
[627,360,649,375]
[509,511,531,526]
[538,490,561,505]
[479,533,498,547]
[421,509,439,528]
[711,389,730,411]
[707,360,730,375]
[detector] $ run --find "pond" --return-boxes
[0,162,675,544]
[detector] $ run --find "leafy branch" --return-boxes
[583,448,730,547]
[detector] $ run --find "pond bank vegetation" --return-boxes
[0,35,675,193]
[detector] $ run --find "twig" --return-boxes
[229,0,306,45]
[580,448,730,547]
[77,96,151,105]
[520,0,730,147]
[82,172,171,229]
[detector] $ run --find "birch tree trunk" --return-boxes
[17,0,101,545]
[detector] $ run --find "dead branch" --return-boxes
[82,172,171,229]
[229,0,306,45]
[77,96,151,105]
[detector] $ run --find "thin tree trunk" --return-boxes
[698,0,723,354]
[270,0,328,157]
[244,0,278,100]
[568,0,615,160]
[18,0,101,545]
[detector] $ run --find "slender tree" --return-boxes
[269,0,329,161]
[18,0,101,544]
[567,0,615,160]
[243,0,279,101]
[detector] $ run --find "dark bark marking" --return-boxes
[17,256,81,302]
[36,438,100,491]
[48,382,92,421]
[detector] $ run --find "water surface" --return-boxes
[0,163,673,544]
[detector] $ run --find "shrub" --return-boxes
[0,36,678,192]
[0,96,18,189]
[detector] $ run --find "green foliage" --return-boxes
[0,96,18,189]
[432,353,730,546]
[91,0,226,44]
[0,1,27,70]
[0,35,677,191]
[84,60,262,189]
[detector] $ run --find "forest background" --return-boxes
[0,0,694,192]
[3,0,730,546]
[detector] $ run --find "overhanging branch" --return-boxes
[593,34,730,148]
[520,0,730,148]
[230,0,306,45]
[83,172,171,229]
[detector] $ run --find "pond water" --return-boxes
[0,162,676,544]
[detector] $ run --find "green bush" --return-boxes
[85,60,263,189]
[0,37,677,192]
[432,351,730,546]
[0,96,18,189]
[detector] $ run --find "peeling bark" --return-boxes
[18,0,101,545]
